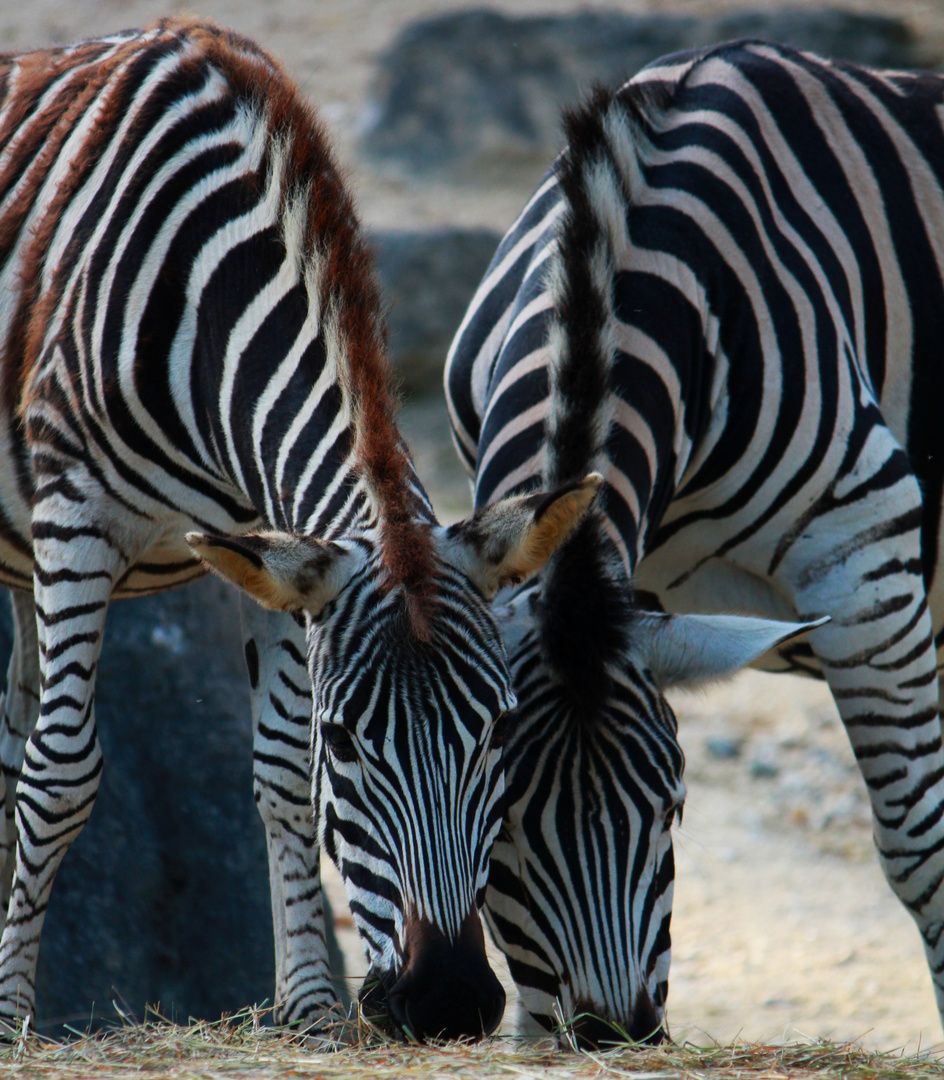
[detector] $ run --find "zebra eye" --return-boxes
[663,802,683,828]
[490,710,513,748]
[321,723,358,764]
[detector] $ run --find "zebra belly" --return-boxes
[112,540,208,600]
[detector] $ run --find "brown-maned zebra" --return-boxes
[446,40,944,1046]
[0,19,603,1039]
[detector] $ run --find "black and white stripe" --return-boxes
[447,40,944,1042]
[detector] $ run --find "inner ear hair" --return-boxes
[523,473,603,566]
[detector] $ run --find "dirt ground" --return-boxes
[5,0,944,1056]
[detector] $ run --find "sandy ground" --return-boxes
[5,0,944,1055]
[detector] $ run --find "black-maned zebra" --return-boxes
[446,40,944,1045]
[0,20,600,1039]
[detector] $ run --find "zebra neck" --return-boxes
[187,222,434,540]
[185,260,353,535]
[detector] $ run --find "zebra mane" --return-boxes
[8,19,437,635]
[180,21,437,634]
[539,83,661,707]
[544,80,666,490]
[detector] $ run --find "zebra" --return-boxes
[0,19,606,1039]
[445,40,944,1046]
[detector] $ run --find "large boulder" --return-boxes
[361,8,936,185]
[0,577,342,1034]
[371,228,502,393]
[30,578,272,1032]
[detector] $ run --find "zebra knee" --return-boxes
[17,720,103,835]
[253,770,313,841]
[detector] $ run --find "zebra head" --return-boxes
[186,474,600,1041]
[487,542,820,1048]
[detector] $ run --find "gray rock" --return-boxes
[749,748,782,780]
[0,577,343,1035]
[361,8,936,185]
[712,8,918,68]
[706,735,745,761]
[371,228,501,393]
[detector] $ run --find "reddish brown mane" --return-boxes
[187,21,438,638]
[3,18,436,637]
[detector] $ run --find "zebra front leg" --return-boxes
[0,592,40,908]
[780,441,944,1024]
[0,523,126,1027]
[241,597,338,1026]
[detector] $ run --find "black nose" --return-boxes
[568,995,665,1050]
[386,912,505,1041]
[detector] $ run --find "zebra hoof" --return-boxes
[0,1010,28,1042]
[273,996,346,1036]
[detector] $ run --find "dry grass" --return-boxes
[1,1008,943,1080]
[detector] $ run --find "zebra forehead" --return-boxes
[315,602,511,735]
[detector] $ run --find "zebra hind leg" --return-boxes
[0,591,40,910]
[240,598,342,1028]
[0,512,129,1029]
[780,433,944,1026]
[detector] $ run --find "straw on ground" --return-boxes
[1,1007,942,1080]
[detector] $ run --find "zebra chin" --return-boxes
[357,912,505,1042]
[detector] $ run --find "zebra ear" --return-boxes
[632,611,830,688]
[185,530,355,615]
[442,473,603,600]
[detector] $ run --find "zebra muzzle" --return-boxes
[362,911,505,1041]
[566,994,667,1050]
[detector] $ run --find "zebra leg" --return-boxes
[779,433,944,1022]
[0,592,40,909]
[240,597,338,1026]
[0,522,125,1027]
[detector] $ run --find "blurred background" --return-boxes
[2,0,943,1051]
